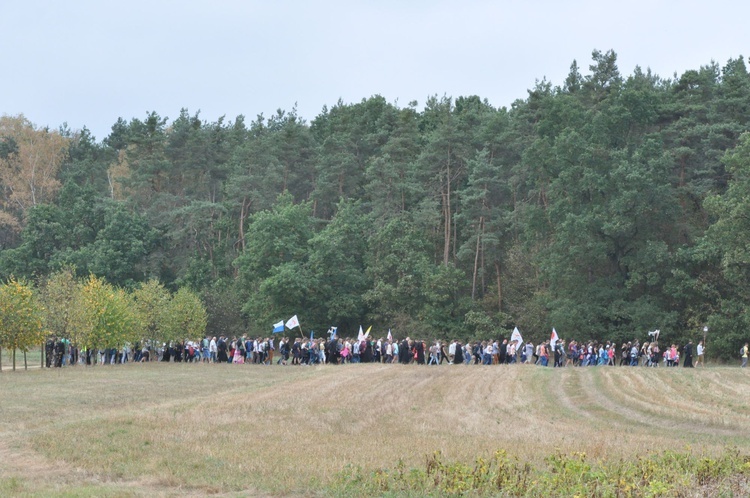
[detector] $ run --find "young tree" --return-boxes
[40,267,87,360]
[0,278,44,371]
[132,278,170,354]
[161,287,208,344]
[78,275,139,354]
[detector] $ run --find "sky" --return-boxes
[1,0,749,142]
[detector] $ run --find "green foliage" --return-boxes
[85,202,156,288]
[132,279,170,346]
[39,267,87,348]
[307,200,371,328]
[201,280,247,339]
[363,210,435,327]
[234,193,315,330]
[3,52,750,357]
[701,132,750,357]
[78,275,139,350]
[0,278,44,353]
[161,287,208,343]
[330,448,750,497]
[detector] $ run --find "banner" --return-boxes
[511,326,523,346]
[272,320,284,333]
[285,315,300,330]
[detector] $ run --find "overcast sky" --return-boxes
[2,0,749,142]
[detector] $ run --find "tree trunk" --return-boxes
[480,231,486,296]
[480,190,488,296]
[453,203,458,262]
[41,344,44,369]
[0,346,3,372]
[471,217,484,300]
[495,261,503,312]
[239,196,248,252]
[442,187,450,266]
[12,349,16,371]
[443,155,452,266]
[107,170,116,199]
[24,351,27,370]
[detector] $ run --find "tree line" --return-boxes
[0,269,206,370]
[1,49,750,359]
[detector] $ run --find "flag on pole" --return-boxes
[272,320,284,333]
[286,315,300,330]
[511,326,523,347]
[329,327,337,339]
[387,329,392,341]
[357,325,364,342]
[310,330,314,341]
[364,325,372,339]
[550,328,559,349]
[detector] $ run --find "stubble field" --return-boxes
[1,361,750,497]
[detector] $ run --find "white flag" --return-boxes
[357,325,364,342]
[511,326,523,347]
[387,329,392,341]
[285,315,300,329]
[550,328,559,349]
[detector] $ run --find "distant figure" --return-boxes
[454,342,464,364]
[695,341,705,367]
[45,337,55,368]
[399,338,410,364]
[742,343,749,368]
[54,339,65,368]
[683,341,693,367]
[415,340,425,365]
[217,337,228,363]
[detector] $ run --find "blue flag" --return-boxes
[272,320,284,333]
[310,330,314,340]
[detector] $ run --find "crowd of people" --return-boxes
[40,333,741,369]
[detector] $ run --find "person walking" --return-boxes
[683,340,693,368]
[695,340,704,367]
[742,343,749,368]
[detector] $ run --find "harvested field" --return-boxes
[1,362,749,496]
